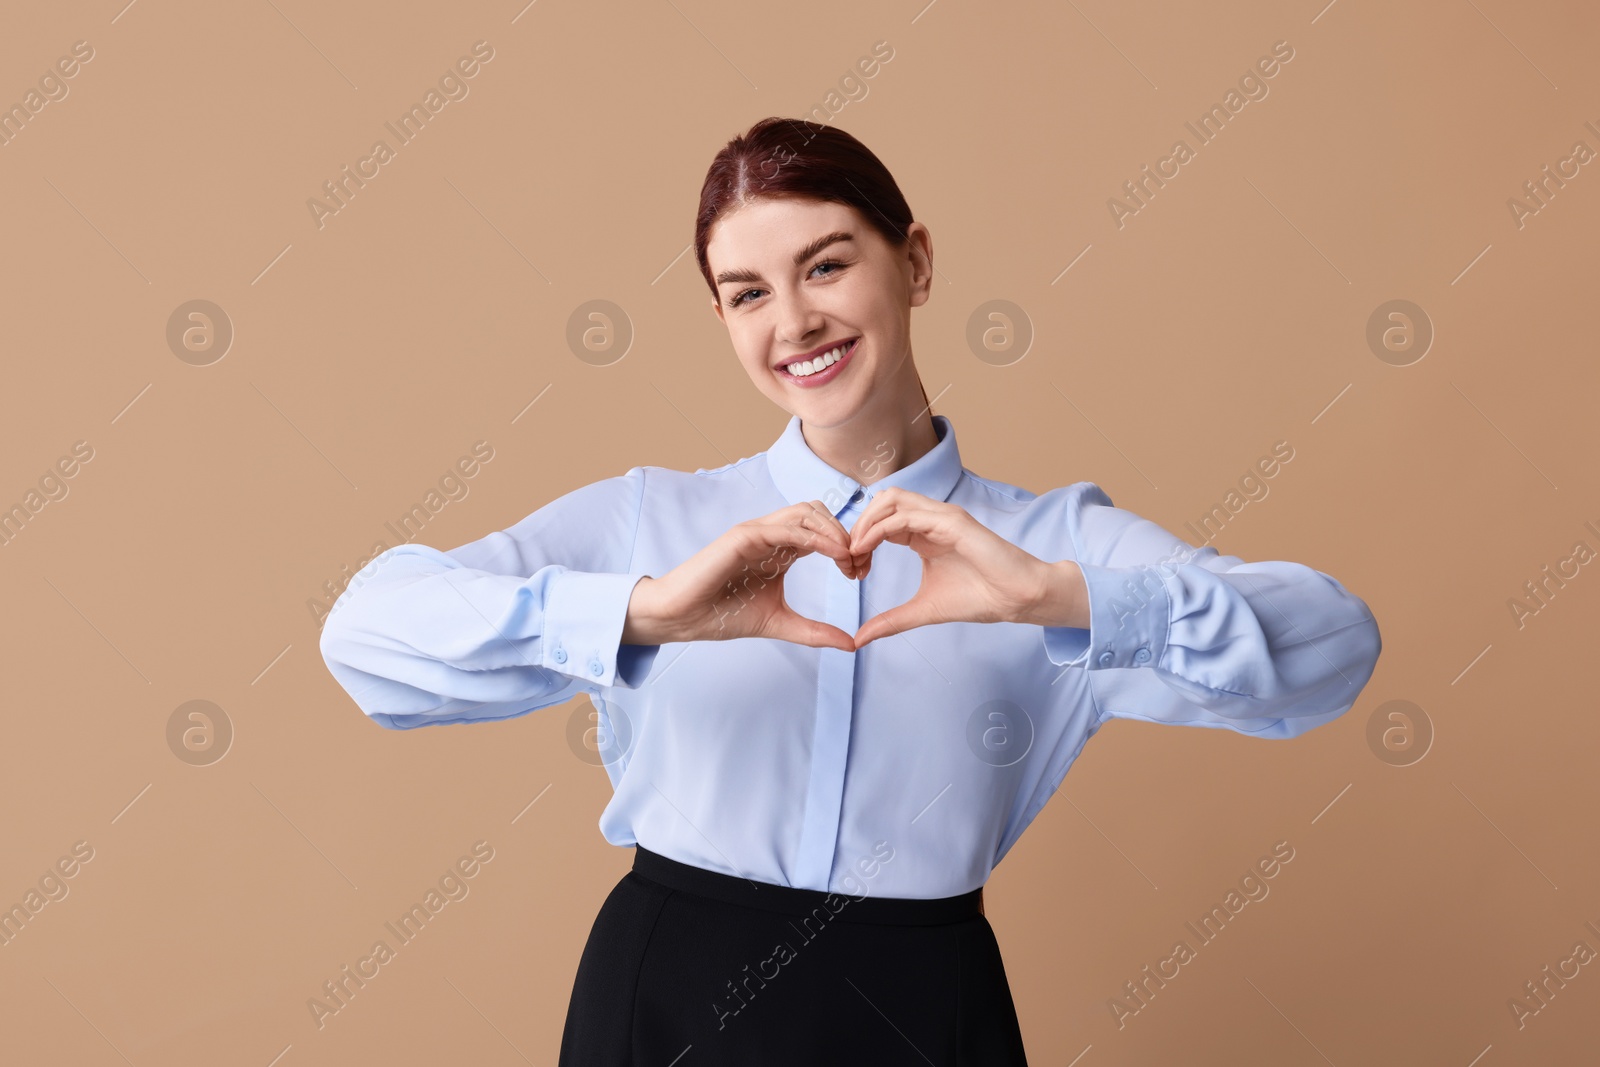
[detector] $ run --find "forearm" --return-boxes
[321,546,658,722]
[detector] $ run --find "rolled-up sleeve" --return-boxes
[319,466,661,730]
[1037,483,1382,739]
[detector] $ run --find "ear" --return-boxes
[904,222,934,309]
[711,297,725,327]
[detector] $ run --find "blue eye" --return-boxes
[728,259,849,308]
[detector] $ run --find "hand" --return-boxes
[848,487,1089,649]
[622,500,868,651]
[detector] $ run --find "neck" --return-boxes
[799,389,939,489]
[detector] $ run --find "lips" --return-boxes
[776,337,859,373]
[775,338,860,389]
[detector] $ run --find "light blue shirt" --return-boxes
[319,414,1381,898]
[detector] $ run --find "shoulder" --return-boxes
[955,469,1113,519]
[635,452,772,498]
[954,472,1119,554]
[520,447,777,525]
[618,454,784,530]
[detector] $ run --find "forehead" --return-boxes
[706,197,866,263]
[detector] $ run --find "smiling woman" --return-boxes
[695,118,932,430]
[318,116,1383,1065]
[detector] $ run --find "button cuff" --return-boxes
[1077,561,1173,671]
[541,570,661,688]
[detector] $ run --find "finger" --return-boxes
[800,502,864,579]
[851,549,871,582]
[798,514,861,581]
[848,493,891,555]
[755,519,860,584]
[853,596,943,649]
[793,505,852,557]
[852,503,948,558]
[849,488,938,553]
[802,498,847,536]
[767,608,857,653]
[847,485,896,544]
[743,520,853,573]
[816,503,868,578]
[774,509,845,551]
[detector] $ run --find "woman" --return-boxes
[319,116,1382,1064]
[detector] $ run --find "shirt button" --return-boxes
[553,648,567,664]
[850,489,863,502]
[1097,651,1115,667]
[1133,647,1151,664]
[589,659,604,677]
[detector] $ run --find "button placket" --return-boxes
[793,506,863,891]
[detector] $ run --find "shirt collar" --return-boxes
[766,413,964,516]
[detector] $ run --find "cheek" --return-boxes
[733,341,773,381]
[732,336,762,370]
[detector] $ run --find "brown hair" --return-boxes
[695,117,930,414]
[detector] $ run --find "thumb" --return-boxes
[767,608,857,653]
[854,596,941,649]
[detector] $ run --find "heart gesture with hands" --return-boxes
[848,486,1089,649]
[621,489,1089,655]
[622,499,867,653]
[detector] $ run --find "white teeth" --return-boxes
[786,344,849,378]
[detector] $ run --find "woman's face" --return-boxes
[707,196,932,431]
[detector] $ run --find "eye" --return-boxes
[727,259,851,308]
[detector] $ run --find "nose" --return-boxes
[776,287,825,348]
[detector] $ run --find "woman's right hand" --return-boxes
[621,500,864,652]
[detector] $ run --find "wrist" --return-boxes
[1020,559,1090,630]
[622,576,674,645]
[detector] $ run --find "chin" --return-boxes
[792,397,863,429]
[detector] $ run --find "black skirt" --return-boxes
[558,845,1030,1065]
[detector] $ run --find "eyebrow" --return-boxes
[714,231,855,288]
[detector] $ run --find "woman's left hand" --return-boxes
[847,486,1090,649]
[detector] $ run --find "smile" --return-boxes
[777,338,858,387]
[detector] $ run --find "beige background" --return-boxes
[3,0,1597,1063]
